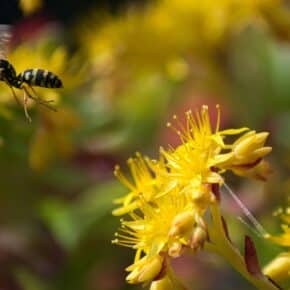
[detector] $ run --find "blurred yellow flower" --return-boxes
[269,223,290,247]
[264,203,290,282]
[29,106,80,171]
[80,0,289,81]
[0,33,85,115]
[19,0,43,15]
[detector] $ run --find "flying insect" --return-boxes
[0,25,63,121]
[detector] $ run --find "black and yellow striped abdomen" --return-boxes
[17,69,63,88]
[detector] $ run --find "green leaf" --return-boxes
[39,180,126,249]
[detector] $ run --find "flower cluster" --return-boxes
[80,0,290,84]
[113,105,273,289]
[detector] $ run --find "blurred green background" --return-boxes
[0,0,289,289]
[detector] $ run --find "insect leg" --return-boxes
[22,85,57,112]
[29,86,53,103]
[22,88,32,122]
[8,85,21,107]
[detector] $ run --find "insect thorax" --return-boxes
[0,59,17,84]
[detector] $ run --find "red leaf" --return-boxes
[244,235,262,276]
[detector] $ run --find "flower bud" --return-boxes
[168,211,195,238]
[216,130,272,180]
[232,131,271,165]
[168,241,183,258]
[232,160,272,181]
[150,276,175,290]
[190,225,208,250]
[191,184,215,210]
[126,255,163,284]
[150,274,187,290]
[263,253,290,282]
[234,131,268,156]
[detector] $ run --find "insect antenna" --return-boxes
[222,182,269,238]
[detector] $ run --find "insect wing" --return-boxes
[0,25,11,59]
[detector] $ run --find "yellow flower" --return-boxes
[113,153,168,216]
[264,204,290,282]
[113,189,197,255]
[113,188,207,285]
[125,255,163,284]
[81,0,288,77]
[160,105,250,202]
[160,143,218,208]
[113,105,274,288]
[162,105,272,196]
